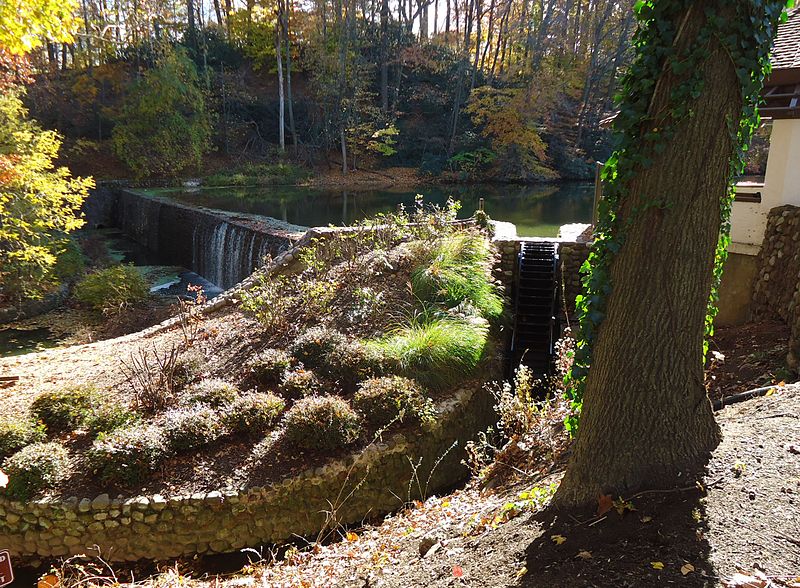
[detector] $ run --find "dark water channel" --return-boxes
[154,182,594,238]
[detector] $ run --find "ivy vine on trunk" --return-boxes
[556,0,791,507]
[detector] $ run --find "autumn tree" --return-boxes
[0,0,93,303]
[112,45,212,177]
[555,0,789,507]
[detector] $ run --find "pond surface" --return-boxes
[155,182,594,237]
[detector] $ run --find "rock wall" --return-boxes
[0,385,494,562]
[751,205,800,369]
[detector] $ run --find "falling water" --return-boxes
[113,190,294,290]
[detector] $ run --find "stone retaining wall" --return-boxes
[751,205,800,369]
[0,385,494,562]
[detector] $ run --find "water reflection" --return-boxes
[158,182,593,238]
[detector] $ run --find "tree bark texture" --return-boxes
[554,2,746,507]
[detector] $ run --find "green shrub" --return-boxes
[85,402,139,437]
[366,319,489,389]
[162,405,226,452]
[411,233,503,321]
[2,442,70,499]
[353,376,435,427]
[278,368,322,399]
[74,264,149,313]
[250,348,295,388]
[282,396,362,451]
[185,379,239,407]
[87,425,168,485]
[224,393,286,436]
[173,350,205,390]
[289,327,347,369]
[30,385,96,433]
[0,417,46,461]
[289,329,380,390]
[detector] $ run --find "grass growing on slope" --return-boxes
[411,232,503,322]
[366,318,489,389]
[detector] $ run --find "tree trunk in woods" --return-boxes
[212,0,224,29]
[276,12,285,151]
[187,0,197,46]
[281,0,298,150]
[554,1,770,508]
[380,0,389,111]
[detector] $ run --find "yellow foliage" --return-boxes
[0,0,78,54]
[0,90,93,301]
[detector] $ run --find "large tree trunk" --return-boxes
[554,2,759,508]
[380,0,389,111]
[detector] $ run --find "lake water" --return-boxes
[156,182,594,238]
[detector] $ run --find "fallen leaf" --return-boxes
[640,515,653,523]
[452,565,464,578]
[515,567,527,579]
[576,550,592,560]
[596,494,613,516]
[614,497,636,515]
[723,572,768,588]
[38,575,59,588]
[550,534,567,545]
[651,561,664,570]
[681,563,695,576]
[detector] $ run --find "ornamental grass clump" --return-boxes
[224,393,286,436]
[0,416,46,460]
[185,378,239,407]
[353,376,435,427]
[411,233,503,322]
[366,318,489,389]
[282,396,362,451]
[2,442,70,499]
[162,405,227,452]
[250,348,295,387]
[87,425,168,485]
[30,385,96,433]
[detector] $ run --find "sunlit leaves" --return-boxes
[0,0,78,54]
[0,90,93,300]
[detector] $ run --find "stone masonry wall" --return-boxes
[0,385,494,562]
[751,205,800,369]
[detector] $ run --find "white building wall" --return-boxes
[731,118,800,253]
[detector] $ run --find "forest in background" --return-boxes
[13,0,637,182]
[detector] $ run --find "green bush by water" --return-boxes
[74,264,149,313]
[87,425,168,486]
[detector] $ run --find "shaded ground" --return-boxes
[707,320,791,403]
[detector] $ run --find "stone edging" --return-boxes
[0,385,495,562]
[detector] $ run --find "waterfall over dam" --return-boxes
[84,185,306,289]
